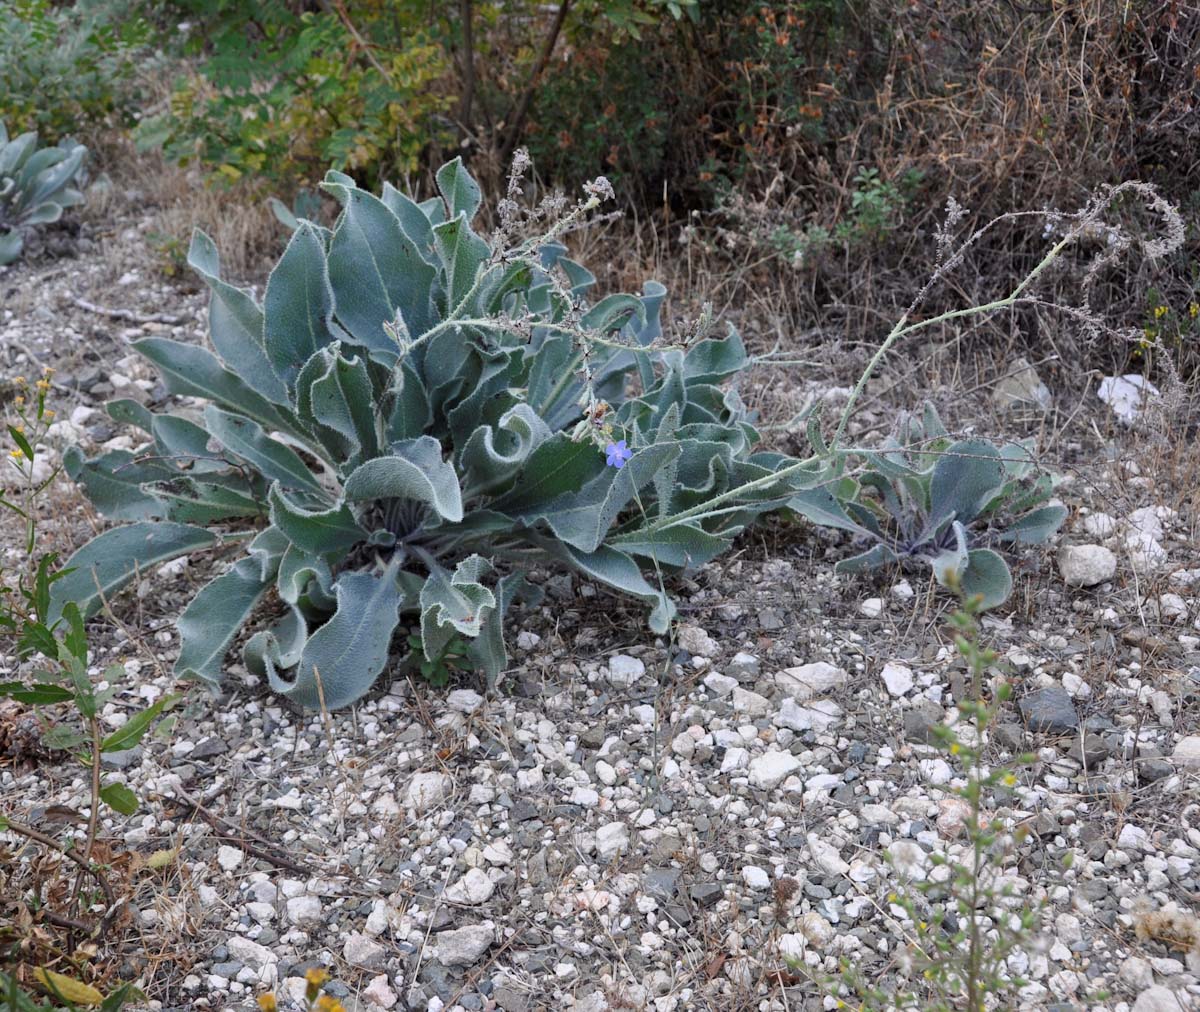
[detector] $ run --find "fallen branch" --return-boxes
[2,816,121,940]
[168,786,314,875]
[71,297,188,327]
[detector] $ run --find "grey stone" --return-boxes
[902,700,944,744]
[191,736,227,760]
[343,931,386,970]
[689,882,723,908]
[993,357,1052,413]
[101,747,142,770]
[758,608,785,631]
[1067,733,1110,767]
[493,985,529,1012]
[994,723,1025,751]
[210,961,243,978]
[1058,545,1117,588]
[643,867,681,901]
[511,799,540,822]
[1133,986,1189,1012]
[1137,757,1174,783]
[579,725,606,749]
[1018,686,1079,732]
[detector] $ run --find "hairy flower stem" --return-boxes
[650,233,1078,537]
[832,233,1073,447]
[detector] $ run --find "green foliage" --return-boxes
[407,632,469,688]
[139,0,453,189]
[0,970,141,1012]
[759,166,924,268]
[521,0,847,199]
[142,0,702,195]
[58,157,839,709]
[2,382,176,808]
[1,381,174,971]
[0,0,153,141]
[0,124,87,265]
[793,404,1066,608]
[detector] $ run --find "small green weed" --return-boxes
[822,579,1042,1010]
[1,377,174,983]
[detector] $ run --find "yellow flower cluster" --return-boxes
[255,967,345,1012]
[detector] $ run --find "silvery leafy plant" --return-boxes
[54,157,838,708]
[0,122,87,265]
[795,403,1067,608]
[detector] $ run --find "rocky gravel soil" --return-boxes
[3,209,1200,1012]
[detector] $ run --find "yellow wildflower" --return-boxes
[1154,305,1168,319]
[315,997,346,1012]
[9,447,23,459]
[1190,302,1198,318]
[304,968,330,988]
[35,378,50,392]
[256,996,278,1012]
[13,376,25,386]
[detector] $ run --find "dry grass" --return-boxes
[82,136,282,285]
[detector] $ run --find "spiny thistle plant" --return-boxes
[0,123,87,265]
[54,154,843,709]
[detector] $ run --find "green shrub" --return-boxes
[0,124,88,264]
[141,0,702,196]
[140,0,452,189]
[55,157,840,708]
[0,0,153,141]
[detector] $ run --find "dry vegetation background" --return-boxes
[3,1,1200,1010]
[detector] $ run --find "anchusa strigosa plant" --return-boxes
[56,155,843,709]
[793,403,1067,608]
[0,123,87,265]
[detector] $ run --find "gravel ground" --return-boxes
[3,200,1200,1012]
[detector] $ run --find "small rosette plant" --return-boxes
[799,404,1067,607]
[54,158,836,708]
[0,122,87,265]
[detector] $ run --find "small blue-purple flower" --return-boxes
[605,440,633,469]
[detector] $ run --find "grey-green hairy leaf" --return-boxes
[343,436,464,522]
[175,557,272,685]
[0,127,87,265]
[51,523,218,622]
[265,562,404,709]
